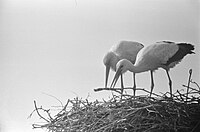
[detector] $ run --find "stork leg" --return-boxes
[150,70,154,97]
[165,70,172,98]
[120,74,124,95]
[133,73,136,96]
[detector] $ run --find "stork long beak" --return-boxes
[110,66,122,88]
[105,65,110,88]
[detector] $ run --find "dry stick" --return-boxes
[191,120,200,132]
[33,100,49,123]
[94,87,162,97]
[94,87,136,91]
[186,69,192,102]
[175,91,200,100]
[176,90,184,102]
[56,99,70,117]
[42,92,64,108]
[32,124,46,129]
[190,80,200,90]
[182,85,200,92]
[94,88,122,94]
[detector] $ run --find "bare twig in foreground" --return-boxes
[33,100,50,123]
[186,69,192,102]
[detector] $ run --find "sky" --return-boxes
[0,0,199,132]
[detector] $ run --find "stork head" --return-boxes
[103,52,118,88]
[110,59,132,88]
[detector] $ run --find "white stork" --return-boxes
[110,41,195,97]
[103,40,144,95]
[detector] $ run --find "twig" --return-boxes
[94,87,162,97]
[137,88,162,97]
[190,80,200,90]
[191,120,200,132]
[186,69,192,102]
[31,69,200,131]
[182,85,200,93]
[176,90,184,102]
[42,92,63,108]
[94,88,122,94]
[33,100,50,122]
[94,87,140,91]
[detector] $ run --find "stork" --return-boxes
[103,40,144,95]
[110,41,195,97]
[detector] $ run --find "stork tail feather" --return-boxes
[177,43,195,54]
[165,43,195,66]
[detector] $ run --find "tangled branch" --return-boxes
[30,69,200,132]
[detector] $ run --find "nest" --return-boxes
[30,69,200,132]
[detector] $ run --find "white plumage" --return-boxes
[103,40,144,95]
[111,41,195,97]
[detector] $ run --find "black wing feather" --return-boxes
[165,43,195,66]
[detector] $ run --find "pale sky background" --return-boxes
[0,0,199,132]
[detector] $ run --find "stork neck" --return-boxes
[127,63,144,73]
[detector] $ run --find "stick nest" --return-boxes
[30,70,200,132]
[30,94,200,132]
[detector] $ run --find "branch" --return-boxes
[176,90,184,102]
[182,85,200,93]
[186,69,192,102]
[42,92,63,108]
[94,87,162,97]
[94,88,122,94]
[33,100,50,122]
[190,80,200,90]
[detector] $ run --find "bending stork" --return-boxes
[103,40,144,95]
[111,41,195,97]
